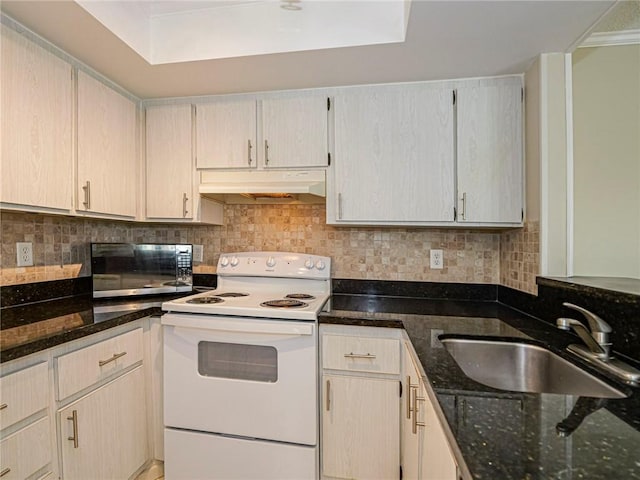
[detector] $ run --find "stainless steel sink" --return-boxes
[440,337,627,399]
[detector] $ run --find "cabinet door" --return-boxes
[333,84,455,223]
[322,374,400,480]
[420,385,457,480]
[1,26,73,211]
[196,100,256,169]
[146,104,194,219]
[456,80,523,224]
[77,71,138,218]
[58,366,147,480]
[402,345,421,480]
[261,96,329,168]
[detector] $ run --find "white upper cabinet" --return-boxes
[456,78,523,224]
[261,96,330,168]
[329,83,456,224]
[196,99,257,169]
[146,104,223,224]
[328,76,523,227]
[196,94,330,170]
[77,71,138,218]
[1,26,73,212]
[146,104,194,220]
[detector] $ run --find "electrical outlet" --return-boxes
[17,242,33,267]
[193,244,204,263]
[430,249,443,269]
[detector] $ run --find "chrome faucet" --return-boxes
[556,302,612,359]
[556,302,640,386]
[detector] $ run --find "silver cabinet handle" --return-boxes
[406,375,419,419]
[264,140,270,165]
[344,352,376,359]
[248,139,253,165]
[460,192,467,220]
[0,468,10,477]
[67,409,79,448]
[98,351,127,367]
[82,180,91,209]
[337,193,343,220]
[412,389,426,434]
[0,403,7,410]
[326,379,331,412]
[182,193,189,218]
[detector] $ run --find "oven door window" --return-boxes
[198,341,278,382]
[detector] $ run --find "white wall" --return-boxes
[532,53,570,277]
[572,44,640,278]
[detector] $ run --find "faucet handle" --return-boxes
[563,302,612,334]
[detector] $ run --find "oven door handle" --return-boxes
[167,318,314,336]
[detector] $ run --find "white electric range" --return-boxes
[161,251,331,480]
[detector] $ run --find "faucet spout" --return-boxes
[557,303,612,360]
[556,318,609,358]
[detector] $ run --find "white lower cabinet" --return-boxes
[402,342,457,480]
[320,325,402,480]
[0,361,52,480]
[322,375,400,479]
[1,320,154,480]
[0,417,51,480]
[58,366,148,480]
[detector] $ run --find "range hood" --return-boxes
[199,170,326,204]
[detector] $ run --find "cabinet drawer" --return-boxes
[56,328,143,400]
[0,417,51,480]
[322,335,400,374]
[0,362,48,430]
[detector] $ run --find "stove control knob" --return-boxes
[266,256,276,268]
[304,258,314,269]
[230,256,239,267]
[220,256,229,267]
[315,260,326,270]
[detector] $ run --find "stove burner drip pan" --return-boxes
[285,293,316,300]
[186,296,224,304]
[261,299,308,308]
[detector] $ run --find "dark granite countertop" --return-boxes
[0,292,188,363]
[3,280,639,478]
[321,294,640,480]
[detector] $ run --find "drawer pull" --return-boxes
[98,351,127,367]
[344,352,376,359]
[67,409,79,448]
[0,403,7,410]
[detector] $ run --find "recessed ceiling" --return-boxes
[75,0,411,64]
[0,1,616,99]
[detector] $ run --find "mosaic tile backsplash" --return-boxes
[0,206,539,294]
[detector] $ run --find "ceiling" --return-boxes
[0,0,616,100]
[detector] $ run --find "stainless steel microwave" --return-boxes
[91,243,193,298]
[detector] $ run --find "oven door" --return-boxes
[162,313,317,446]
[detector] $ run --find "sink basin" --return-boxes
[440,337,626,399]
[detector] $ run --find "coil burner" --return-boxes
[261,299,308,308]
[186,296,224,304]
[285,293,316,300]
[214,292,250,298]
